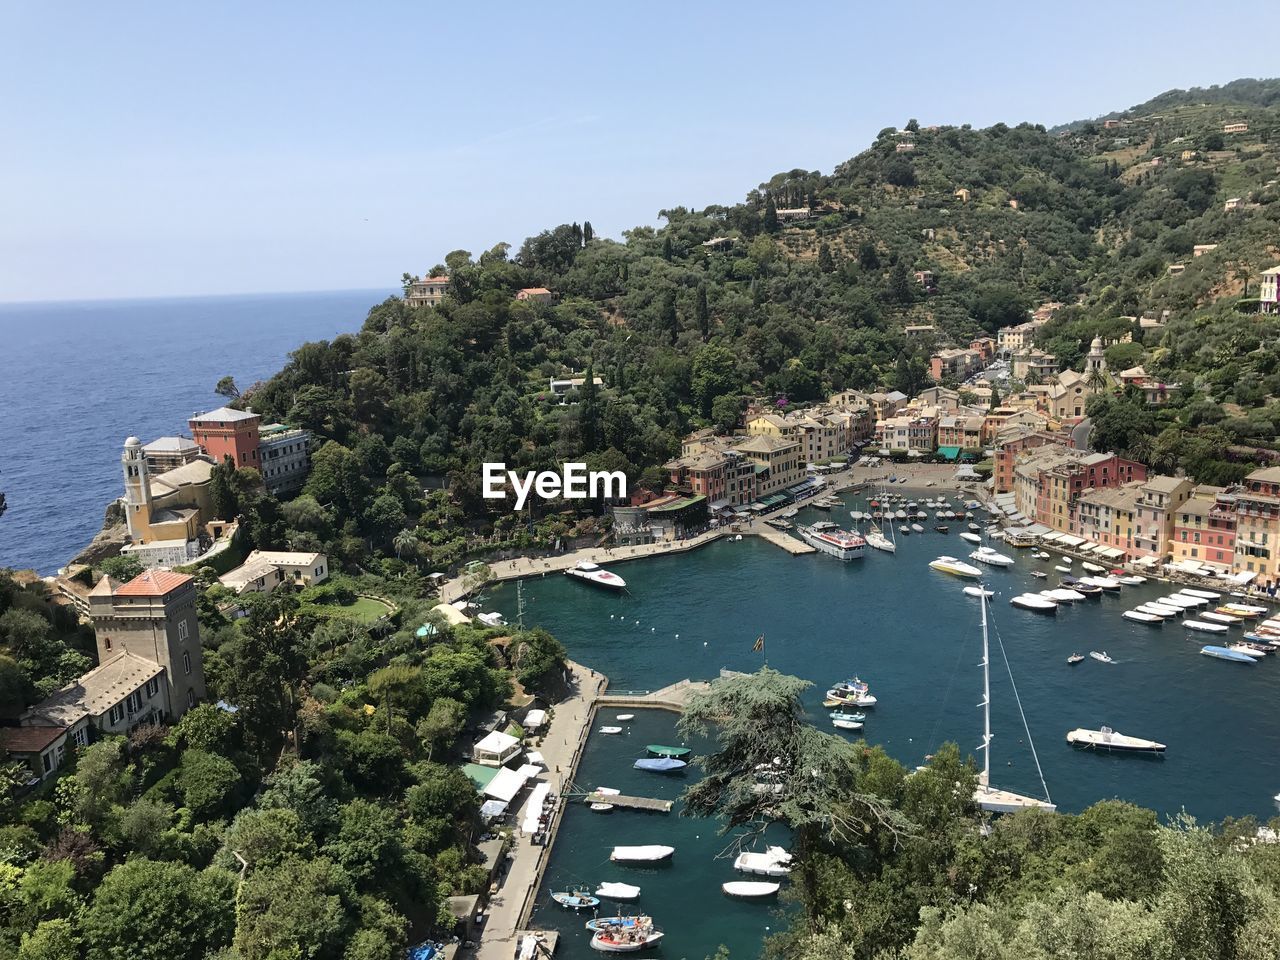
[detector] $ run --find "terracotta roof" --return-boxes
[518,287,551,295]
[0,725,67,754]
[115,570,193,597]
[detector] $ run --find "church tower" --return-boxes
[1085,336,1107,374]
[122,436,152,542]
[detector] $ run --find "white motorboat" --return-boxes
[1089,650,1114,663]
[959,532,982,544]
[477,611,508,626]
[1170,592,1209,606]
[911,523,924,533]
[1137,603,1180,618]
[611,845,674,863]
[1043,588,1085,603]
[1184,620,1229,633]
[733,847,792,876]
[1200,611,1242,625]
[929,556,983,578]
[970,546,1015,567]
[1033,551,1051,560]
[968,522,982,532]
[722,881,781,899]
[1053,564,1072,573]
[1081,561,1107,574]
[1031,570,1048,579]
[798,524,865,560]
[1181,588,1222,600]
[595,882,641,901]
[1229,642,1269,657]
[1119,575,1146,585]
[566,560,627,591]
[1158,594,1201,609]
[1123,610,1163,625]
[963,586,994,598]
[1067,726,1165,754]
[832,717,864,731]
[1081,575,1121,590]
[1058,556,1072,564]
[615,714,635,721]
[589,917,665,953]
[599,726,623,735]
[1011,593,1057,613]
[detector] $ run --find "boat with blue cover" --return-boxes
[1201,645,1257,663]
[634,757,687,773]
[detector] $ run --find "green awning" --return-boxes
[937,446,961,460]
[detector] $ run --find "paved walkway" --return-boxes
[475,661,606,960]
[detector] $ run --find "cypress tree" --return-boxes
[696,284,710,341]
[763,194,779,233]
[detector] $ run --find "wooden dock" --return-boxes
[748,522,815,555]
[583,792,673,813]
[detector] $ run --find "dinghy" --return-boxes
[646,744,691,758]
[615,714,635,721]
[1200,611,1242,625]
[959,532,982,544]
[589,786,621,811]
[832,717,864,731]
[599,726,623,735]
[722,881,781,899]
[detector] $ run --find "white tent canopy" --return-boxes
[522,782,551,834]
[523,709,547,731]
[485,766,533,803]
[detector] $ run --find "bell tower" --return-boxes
[1085,336,1107,374]
[122,436,152,541]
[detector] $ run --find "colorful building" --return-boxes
[1233,467,1280,587]
[1171,484,1237,571]
[189,406,262,469]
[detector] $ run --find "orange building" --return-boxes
[189,407,261,469]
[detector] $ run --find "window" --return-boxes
[104,637,111,650]
[126,690,142,714]
[108,704,124,725]
[178,620,188,642]
[145,676,159,698]
[183,651,191,675]
[73,726,88,747]
[187,688,196,709]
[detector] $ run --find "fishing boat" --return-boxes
[1030,570,1048,579]
[595,882,641,901]
[599,726,623,735]
[611,845,675,863]
[647,744,691,758]
[585,917,642,932]
[733,847,793,876]
[1123,610,1163,625]
[565,560,627,591]
[826,677,877,707]
[971,591,1057,813]
[929,556,984,578]
[1201,611,1242,625]
[553,891,601,909]
[722,881,781,899]
[590,787,621,812]
[1010,593,1057,613]
[1067,726,1166,754]
[1067,653,1085,665]
[797,524,866,560]
[959,532,982,545]
[970,546,1016,567]
[1184,620,1229,634]
[1219,604,1267,619]
[634,757,687,773]
[590,916,665,953]
[1089,651,1114,663]
[832,717,864,731]
[963,586,994,598]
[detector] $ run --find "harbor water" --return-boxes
[494,490,1280,956]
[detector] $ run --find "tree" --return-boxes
[367,664,422,733]
[660,291,678,346]
[324,800,402,886]
[691,346,740,418]
[578,361,601,453]
[214,376,240,400]
[762,194,779,233]
[582,221,594,243]
[696,283,711,341]
[884,157,917,187]
[887,262,913,304]
[817,242,835,274]
[98,554,143,583]
[175,748,242,819]
[710,393,743,433]
[208,455,238,521]
[83,859,235,960]
[220,807,316,871]
[19,919,81,960]
[392,528,419,561]
[234,857,355,960]
[416,697,466,761]
[510,628,566,692]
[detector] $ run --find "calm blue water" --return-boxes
[497,494,1280,957]
[0,290,388,574]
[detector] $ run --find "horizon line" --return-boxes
[0,285,399,309]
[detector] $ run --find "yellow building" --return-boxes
[1234,467,1280,586]
[121,437,215,568]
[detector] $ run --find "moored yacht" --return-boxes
[929,556,983,578]
[798,524,865,561]
[1067,726,1165,754]
[566,560,627,591]
[970,546,1015,567]
[1011,593,1057,613]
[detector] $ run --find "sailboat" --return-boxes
[972,590,1057,814]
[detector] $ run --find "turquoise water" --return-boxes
[497,494,1280,958]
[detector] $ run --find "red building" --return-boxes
[189,407,261,469]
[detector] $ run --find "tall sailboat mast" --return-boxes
[979,585,991,788]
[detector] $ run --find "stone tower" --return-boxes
[1085,336,1107,374]
[121,436,152,541]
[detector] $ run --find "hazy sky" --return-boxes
[2,1,1276,302]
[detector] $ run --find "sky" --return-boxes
[1,1,1277,303]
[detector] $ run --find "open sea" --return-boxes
[489,494,1280,959]
[0,290,388,574]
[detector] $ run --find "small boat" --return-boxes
[1030,570,1047,579]
[968,522,981,532]
[723,881,781,899]
[970,546,1016,567]
[1157,594,1200,609]
[1118,576,1146,586]
[585,917,642,932]
[595,882,641,901]
[634,757,687,773]
[1123,610,1163,625]
[1200,611,1242,625]
[911,523,924,533]
[477,611,508,627]
[1033,551,1051,560]
[934,525,950,533]
[1231,642,1269,657]
[963,586,994,598]
[959,532,982,545]
[1067,726,1165,754]
[733,847,793,876]
[1044,588,1086,603]
[1067,653,1085,665]
[599,726,623,735]
[832,717,863,731]
[1089,651,1113,663]
[929,556,984,578]
[553,891,601,909]
[1170,592,1208,607]
[1200,645,1257,664]
[1082,576,1122,591]
[1136,603,1179,618]
[1219,604,1267,619]
[864,526,896,553]
[1059,556,1073,564]
[616,714,635,721]
[830,711,866,723]
[1181,588,1222,600]
[590,787,621,812]
[1054,564,1072,573]
[646,744,691,758]
[1081,561,1107,574]
[1066,581,1102,597]
[898,526,911,536]
[611,845,675,863]
[1184,620,1229,634]
[1011,593,1057,613]
[566,560,627,591]
[590,917,665,953]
